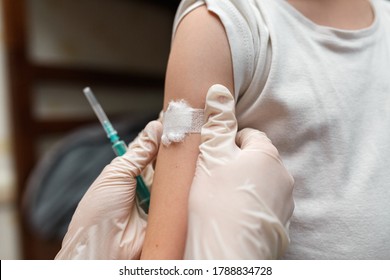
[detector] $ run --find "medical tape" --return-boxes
[162,100,204,146]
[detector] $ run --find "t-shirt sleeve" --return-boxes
[172,0,260,100]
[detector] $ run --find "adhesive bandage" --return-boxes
[162,100,204,146]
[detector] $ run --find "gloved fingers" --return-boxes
[140,164,155,190]
[157,110,164,122]
[199,84,238,165]
[236,128,295,224]
[130,115,162,191]
[112,120,162,178]
[236,128,283,162]
[236,128,272,150]
[284,198,295,226]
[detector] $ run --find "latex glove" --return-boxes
[184,85,295,260]
[55,121,162,259]
[139,111,163,187]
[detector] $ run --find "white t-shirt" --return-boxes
[173,0,390,259]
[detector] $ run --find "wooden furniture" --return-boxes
[2,0,179,259]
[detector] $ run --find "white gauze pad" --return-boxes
[162,100,204,146]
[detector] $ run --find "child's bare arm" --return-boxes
[140,5,234,259]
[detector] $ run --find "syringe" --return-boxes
[83,87,150,213]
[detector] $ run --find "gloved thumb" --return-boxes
[199,84,237,167]
[111,120,162,178]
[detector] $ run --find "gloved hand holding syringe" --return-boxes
[83,87,150,213]
[56,87,162,259]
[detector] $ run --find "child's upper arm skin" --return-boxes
[140,5,234,259]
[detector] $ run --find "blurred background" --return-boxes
[0,0,180,259]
